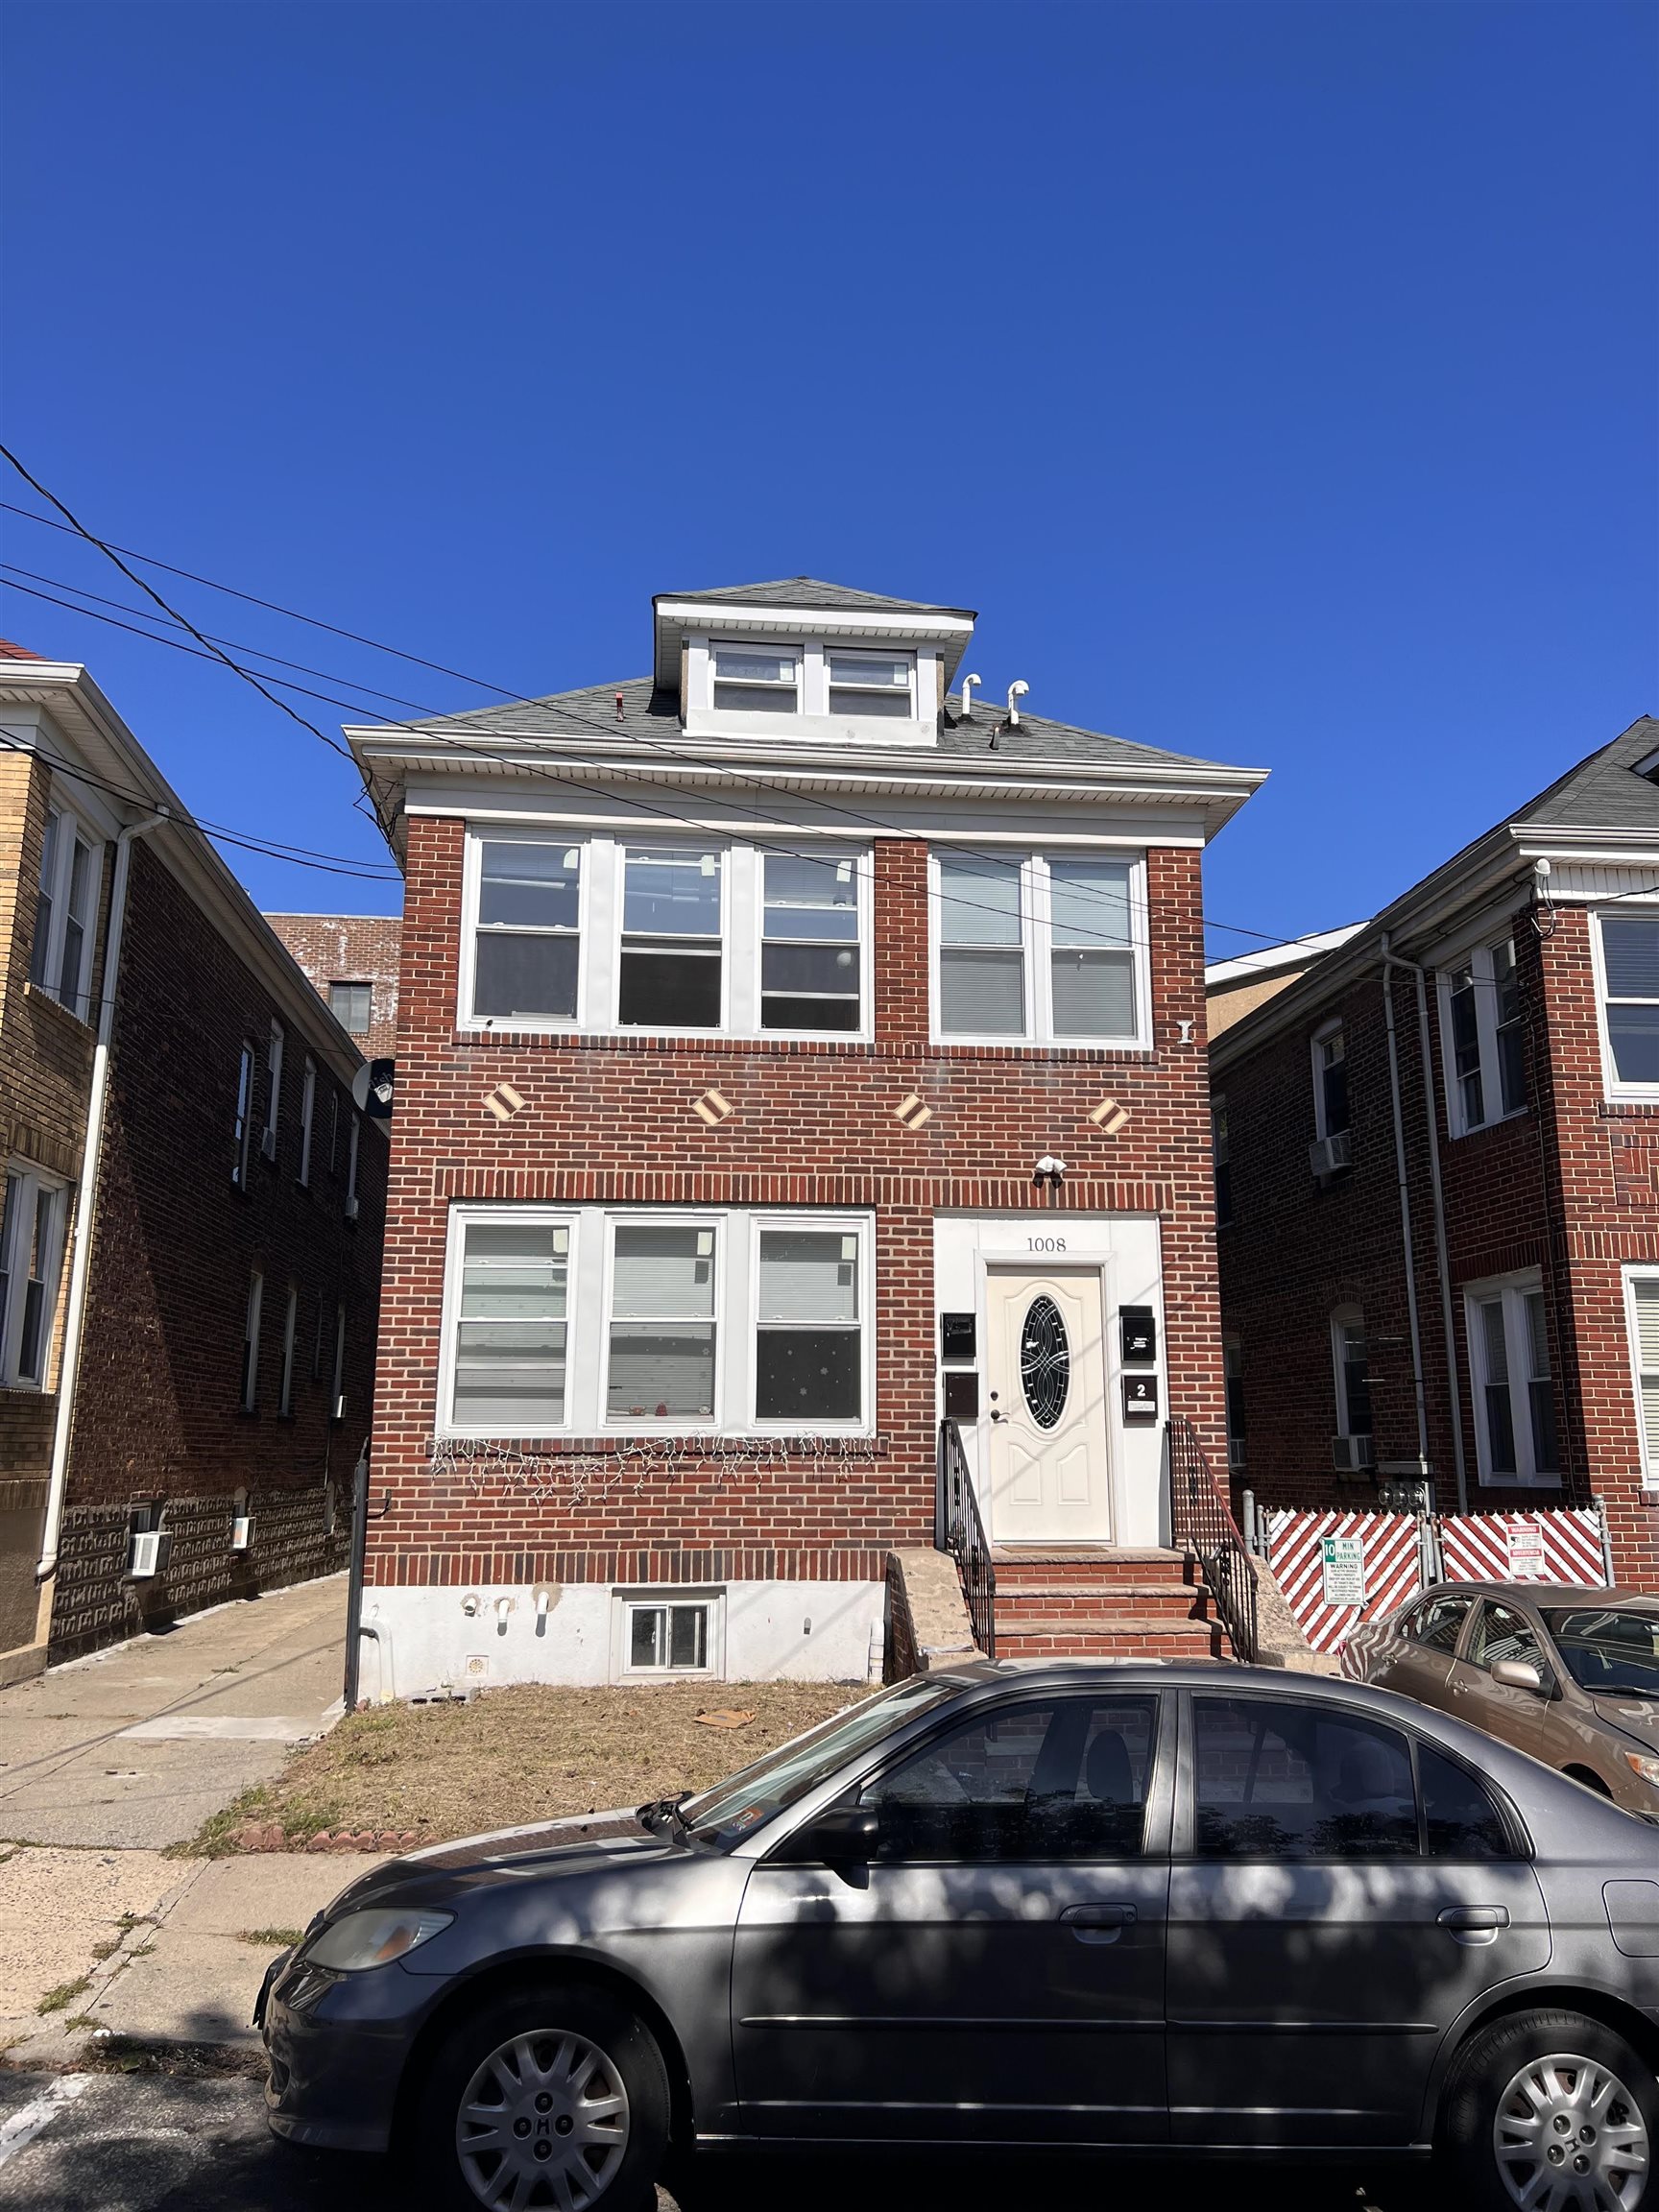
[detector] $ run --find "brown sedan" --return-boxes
[1346,1580,1659,1817]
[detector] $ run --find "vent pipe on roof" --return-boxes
[614,691,625,722]
[960,673,981,720]
[1006,680,1029,727]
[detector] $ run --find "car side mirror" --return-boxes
[1491,1658,1546,1695]
[787,1805,881,1866]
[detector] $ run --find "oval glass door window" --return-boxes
[1020,1295,1070,1429]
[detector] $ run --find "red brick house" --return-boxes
[0,649,387,1679]
[349,579,1263,1689]
[1211,716,1659,1594]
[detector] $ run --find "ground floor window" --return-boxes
[614,1589,721,1676]
[0,1165,67,1388]
[440,1205,874,1437]
[1464,1274,1559,1486]
[1624,1268,1659,1491]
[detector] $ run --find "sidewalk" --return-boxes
[0,1576,349,2059]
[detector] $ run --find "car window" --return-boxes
[859,1695,1158,1863]
[1419,1743,1513,1860]
[1193,1697,1416,1860]
[1467,1601,1547,1675]
[1407,1595,1474,1653]
[1543,1608,1659,1695]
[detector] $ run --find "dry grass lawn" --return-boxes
[195,1679,871,1853]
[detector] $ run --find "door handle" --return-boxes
[1438,1905,1509,1944]
[1059,1903,1136,1943]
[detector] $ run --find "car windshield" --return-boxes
[1543,1608,1659,1695]
[680,1674,963,1850]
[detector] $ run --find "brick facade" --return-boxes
[264,912,401,1060]
[1214,840,1659,1592]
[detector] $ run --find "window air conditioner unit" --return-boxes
[260,1126,277,1162]
[1227,1437,1247,1472]
[1333,1433,1376,1474]
[230,1516,253,1553]
[128,1529,172,1579]
[1310,1130,1352,1178]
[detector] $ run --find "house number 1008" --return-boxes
[1027,1237,1068,1253]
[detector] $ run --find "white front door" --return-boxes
[985,1267,1113,1544]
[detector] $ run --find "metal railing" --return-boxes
[936,1418,997,1658]
[1167,1415,1259,1664]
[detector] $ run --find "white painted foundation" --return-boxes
[360,1578,885,1699]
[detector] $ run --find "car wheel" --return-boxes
[1440,2008,1656,2212]
[413,1981,670,2212]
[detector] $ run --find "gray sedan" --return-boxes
[1345,1583,1659,1817]
[259,1661,1659,2212]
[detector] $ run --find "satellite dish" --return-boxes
[351,1058,395,1119]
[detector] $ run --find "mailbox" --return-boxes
[943,1371,980,1421]
[1122,1374,1160,1421]
[941,1312,976,1364]
[1120,1306,1157,1365]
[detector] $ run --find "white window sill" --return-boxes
[931,1032,1152,1053]
[458,1020,875,1046]
[1475,1475,1564,1490]
[1453,1105,1529,1140]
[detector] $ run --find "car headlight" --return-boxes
[302,1909,453,1972]
[1623,1752,1659,1790]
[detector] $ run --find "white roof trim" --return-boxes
[1205,924,1368,986]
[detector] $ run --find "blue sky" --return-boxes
[1,1,1653,950]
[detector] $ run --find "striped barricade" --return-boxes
[1262,1509,1429,1658]
[1433,1507,1612,1589]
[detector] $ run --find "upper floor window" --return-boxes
[1444,937,1525,1135]
[0,1166,66,1388]
[1624,1269,1659,1492]
[1312,1022,1349,1139]
[828,649,912,719]
[1212,1096,1232,1225]
[1466,1275,1558,1486]
[328,980,372,1036]
[232,1043,255,1189]
[262,1022,284,1158]
[1223,1336,1245,1470]
[711,643,798,714]
[1599,912,1659,1092]
[241,1271,263,1412]
[1331,1306,1373,1440]
[298,1058,316,1189]
[932,850,1146,1047]
[29,805,100,1021]
[459,830,869,1041]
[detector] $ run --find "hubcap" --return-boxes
[455,2029,630,2210]
[1493,2052,1649,2212]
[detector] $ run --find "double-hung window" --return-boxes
[933,850,1144,1046]
[618,848,723,1028]
[345,1114,360,1221]
[0,1167,66,1387]
[278,1286,299,1416]
[470,840,581,1024]
[711,643,798,714]
[1313,1022,1349,1139]
[755,1227,862,1423]
[1466,1276,1558,1485]
[232,1043,255,1189]
[760,854,860,1031]
[298,1059,316,1188]
[1212,1097,1233,1225]
[1332,1307,1373,1439]
[241,1273,263,1412]
[30,805,100,1019]
[1445,938,1526,1133]
[263,1022,283,1158]
[1624,1270,1659,1489]
[827,649,912,719]
[451,1219,569,1431]
[328,980,372,1037]
[607,1224,718,1422]
[1599,912,1659,1091]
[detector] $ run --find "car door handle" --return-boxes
[1059,1904,1137,1942]
[1438,1906,1509,1943]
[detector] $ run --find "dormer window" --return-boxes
[711,644,799,714]
[828,650,914,720]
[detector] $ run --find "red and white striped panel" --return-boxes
[1263,1510,1427,1656]
[1435,1509,1609,1590]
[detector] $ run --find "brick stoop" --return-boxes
[991,1547,1234,1662]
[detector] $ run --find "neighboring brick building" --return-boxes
[0,649,388,1680]
[1211,716,1659,1594]
[264,912,401,1059]
[347,578,1264,1690]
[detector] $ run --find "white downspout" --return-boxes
[35,809,167,1607]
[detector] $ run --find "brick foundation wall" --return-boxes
[368,823,1228,1594]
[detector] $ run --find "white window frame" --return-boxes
[1463,1270,1561,1489]
[1311,1020,1348,1142]
[241,1272,263,1413]
[825,646,915,721]
[29,802,102,1022]
[232,1042,255,1190]
[709,638,802,716]
[1592,902,1659,1101]
[456,830,875,1043]
[0,1164,67,1389]
[278,1285,299,1416]
[926,847,1152,1050]
[298,1058,316,1189]
[612,1587,725,1679]
[1330,1304,1371,1440]
[1439,937,1527,1137]
[436,1205,878,1440]
[331,1302,347,1422]
[1622,1265,1659,1492]
[345,1114,360,1222]
[262,1022,284,1159]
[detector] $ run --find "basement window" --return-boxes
[617,1591,720,1676]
